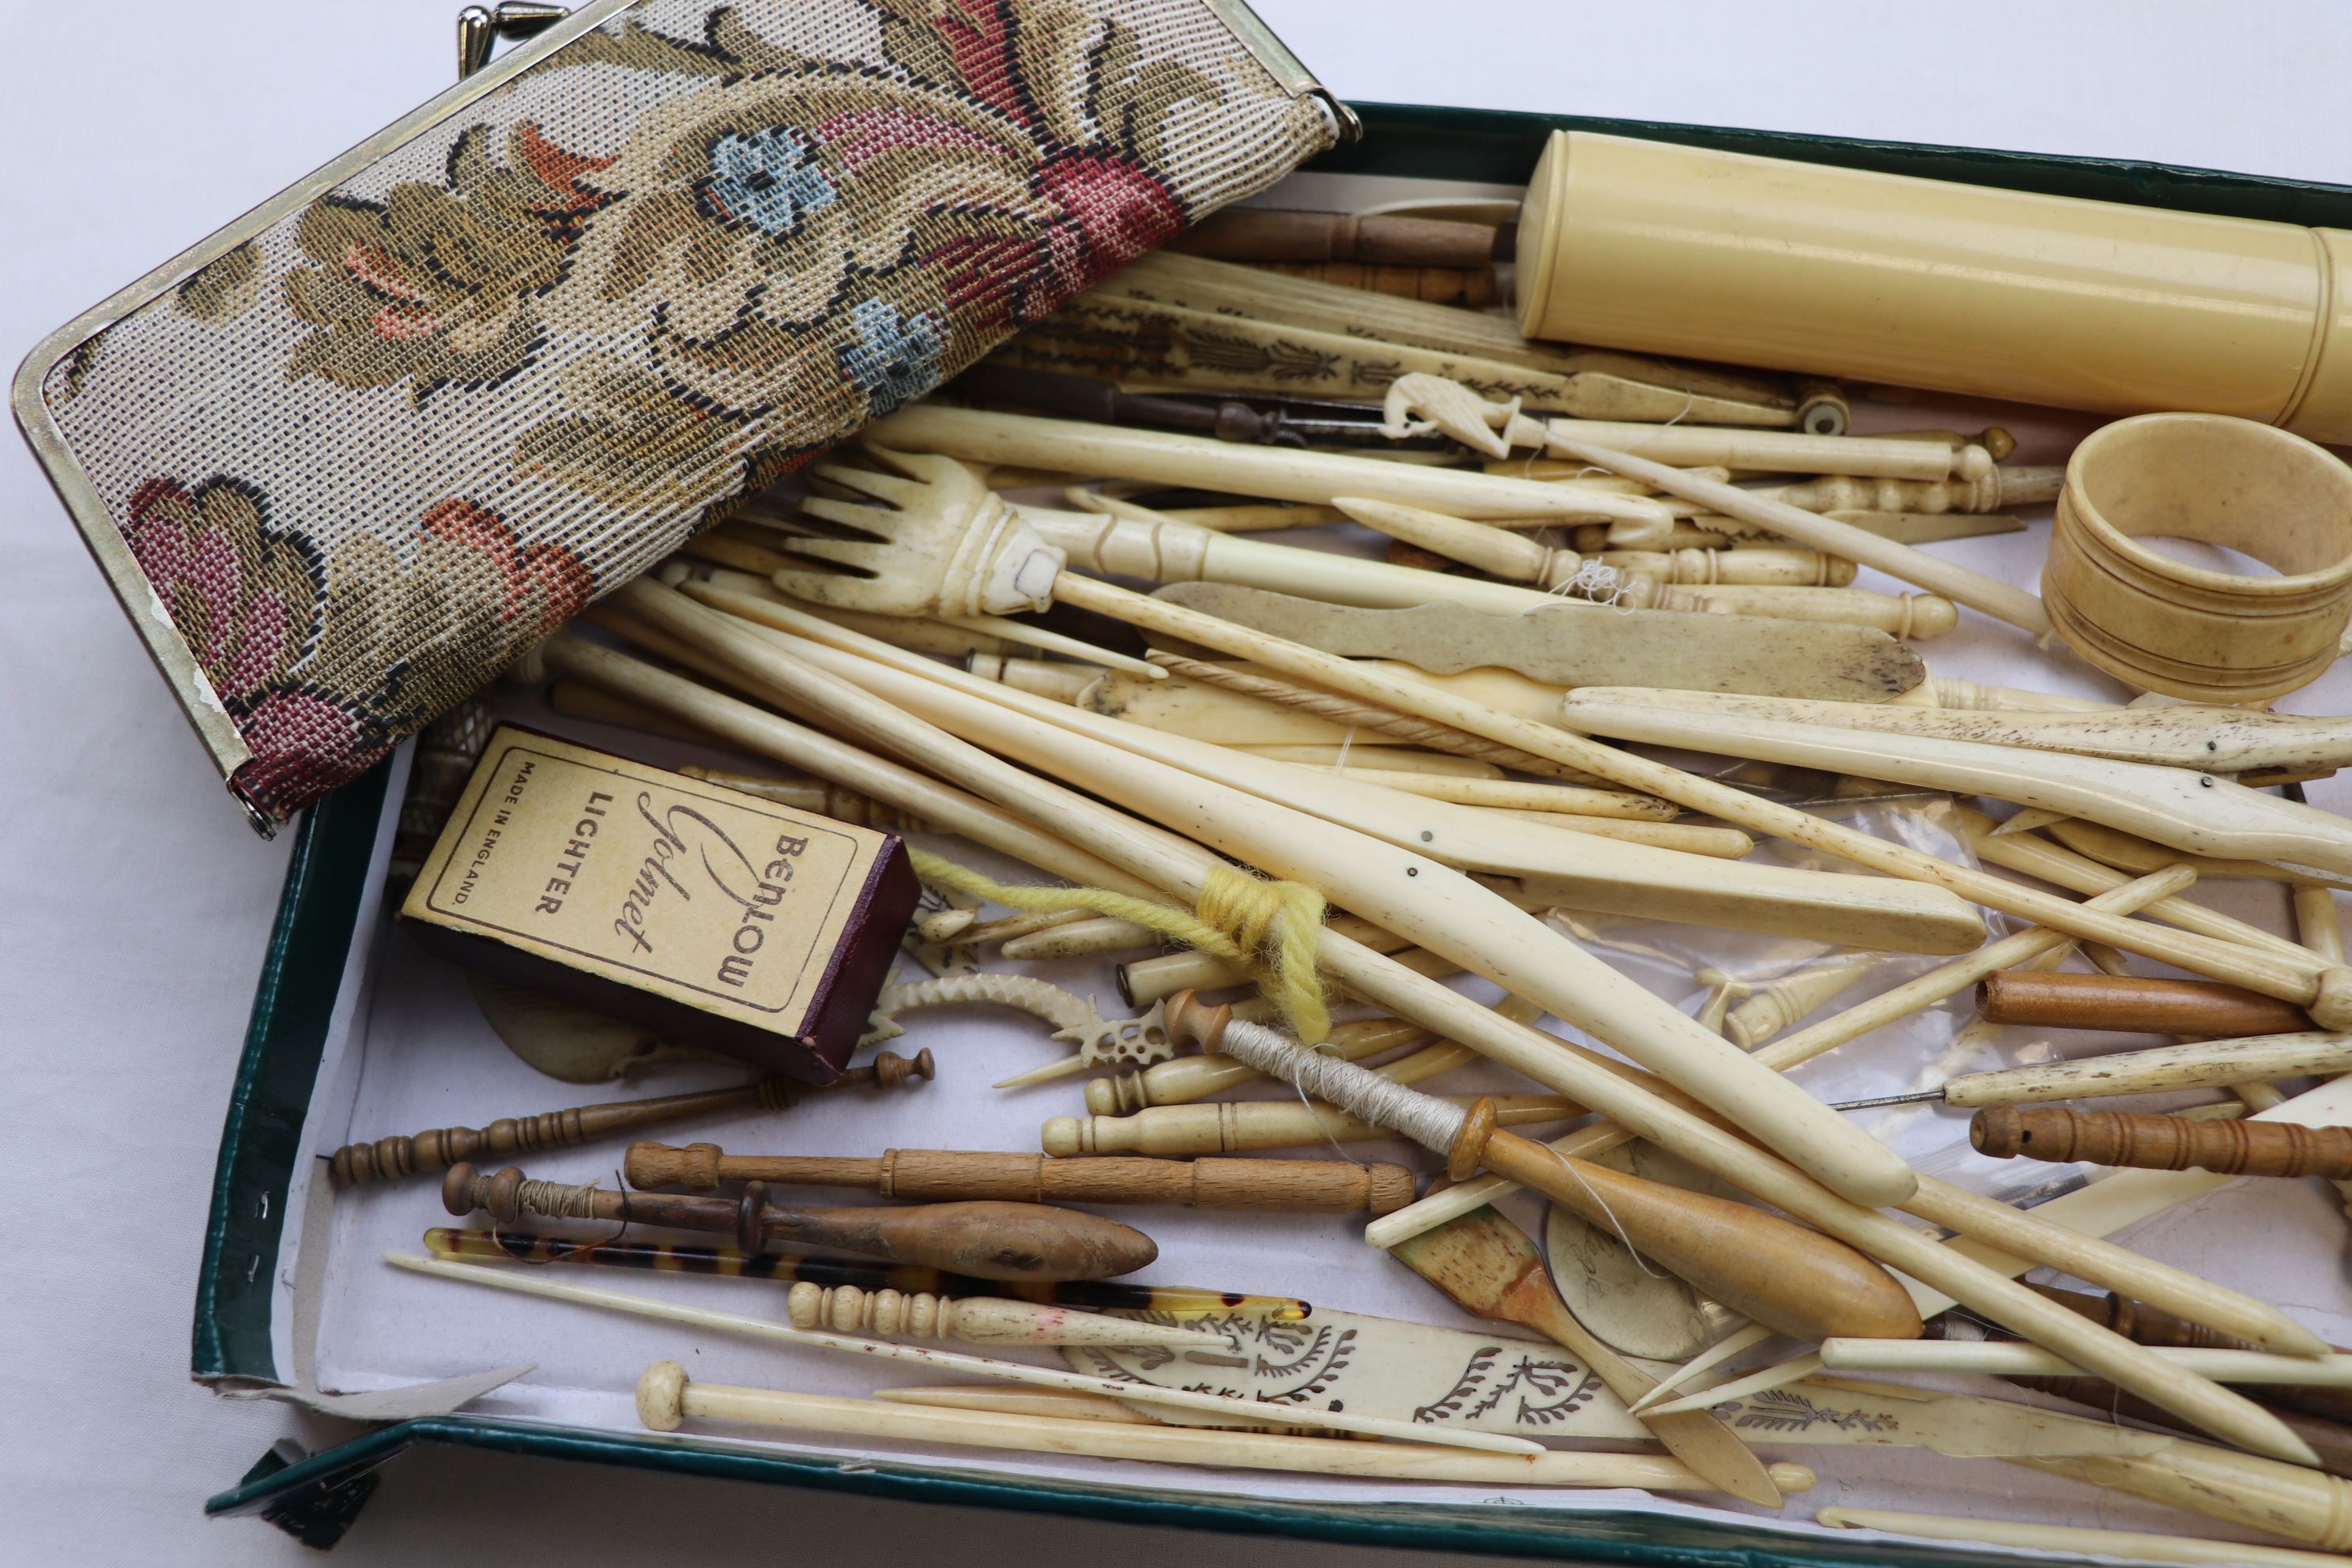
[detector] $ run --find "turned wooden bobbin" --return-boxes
[1975,1106,2352,1179]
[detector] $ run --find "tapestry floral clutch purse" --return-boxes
[13,0,1343,831]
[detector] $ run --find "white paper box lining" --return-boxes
[270,168,2352,1567]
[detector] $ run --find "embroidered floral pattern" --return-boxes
[44,1,1332,819]
[283,123,613,403]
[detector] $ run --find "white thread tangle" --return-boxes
[1216,1016,1465,1154]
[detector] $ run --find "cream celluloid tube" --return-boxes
[1514,130,2352,443]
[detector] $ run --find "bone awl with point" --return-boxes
[421,1228,1310,1320]
[1163,992,1922,1344]
[1973,1105,2352,1179]
[1978,970,2314,1035]
[439,1163,1156,1282]
[624,1142,1418,1214]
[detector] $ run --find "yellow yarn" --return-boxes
[907,850,1331,1043]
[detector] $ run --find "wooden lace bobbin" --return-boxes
[439,1163,1157,1283]
[1977,971,2313,1036]
[2047,414,2352,702]
[631,1365,1819,1492]
[576,601,2312,1460]
[626,1143,1418,1216]
[1974,1106,2352,1178]
[328,1056,932,1185]
[781,1282,1232,1350]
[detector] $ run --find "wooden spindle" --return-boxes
[1975,1106,2352,1179]
[327,1054,933,1185]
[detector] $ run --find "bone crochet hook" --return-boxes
[1558,698,2352,878]
[1831,1034,2352,1110]
[1165,993,1923,1344]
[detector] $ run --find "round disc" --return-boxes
[1543,1143,1747,1361]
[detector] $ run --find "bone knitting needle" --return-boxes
[383,1254,1519,1452]
[1979,971,2315,1036]
[1973,1106,2352,1178]
[631,1363,1819,1489]
[782,1281,1234,1351]
[418,1229,1312,1320]
[1141,654,1600,781]
[624,1142,1419,1215]
[1832,1034,2352,1110]
[1052,575,2350,1019]
[1951,806,2315,963]
[439,1163,1156,1282]
[1167,993,1922,1344]
[2049,819,2352,893]
[867,405,1673,527]
[1817,1508,2352,1568]
[1392,1204,1786,1507]
[327,1059,932,1185]
[596,594,2309,1458]
[1555,699,2352,879]
[1820,1340,2352,1389]
[1536,428,2052,633]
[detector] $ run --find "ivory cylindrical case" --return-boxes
[1515,132,2352,443]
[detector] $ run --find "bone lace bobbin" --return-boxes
[439,1163,1155,1283]
[781,1282,1234,1350]
[1165,993,1921,1344]
[1042,1094,1580,1157]
[567,597,2317,1461]
[624,1142,1419,1215]
[327,1058,930,1185]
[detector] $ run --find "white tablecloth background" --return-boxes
[4,2,2348,1561]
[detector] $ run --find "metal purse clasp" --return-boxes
[456,3,571,79]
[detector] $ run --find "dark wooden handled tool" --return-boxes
[624,1141,1417,1215]
[1978,970,2312,1035]
[1973,1105,2352,1178]
[1392,1205,1785,1508]
[328,1053,933,1185]
[439,1163,1155,1282]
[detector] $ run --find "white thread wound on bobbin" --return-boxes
[514,1178,602,1219]
[1217,1017,1466,1155]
